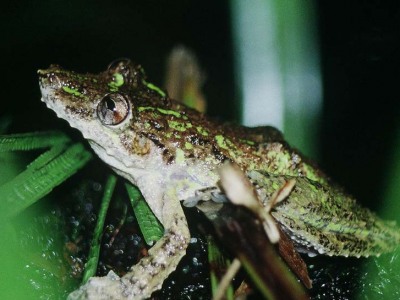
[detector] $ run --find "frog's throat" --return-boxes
[88,140,157,184]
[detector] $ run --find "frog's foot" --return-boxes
[183,186,227,207]
[68,197,190,300]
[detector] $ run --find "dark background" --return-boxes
[2,0,400,212]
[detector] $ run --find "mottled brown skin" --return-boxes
[132,97,326,181]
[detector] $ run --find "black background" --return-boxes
[2,0,400,212]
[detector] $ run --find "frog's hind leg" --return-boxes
[68,192,190,300]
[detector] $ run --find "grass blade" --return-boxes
[0,143,92,217]
[125,183,163,245]
[82,174,117,284]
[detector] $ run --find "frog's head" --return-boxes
[39,59,169,180]
[38,59,144,132]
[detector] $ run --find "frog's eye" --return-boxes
[97,93,130,126]
[107,58,132,84]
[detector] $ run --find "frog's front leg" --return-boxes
[68,189,190,300]
[121,189,190,298]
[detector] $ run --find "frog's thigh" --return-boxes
[68,194,190,300]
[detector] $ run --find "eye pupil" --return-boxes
[97,93,130,125]
[104,96,116,111]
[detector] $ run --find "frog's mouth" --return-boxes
[38,85,64,119]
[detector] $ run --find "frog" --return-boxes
[38,59,400,299]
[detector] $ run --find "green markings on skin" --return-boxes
[62,86,83,97]
[196,126,209,136]
[271,181,281,191]
[215,135,243,159]
[138,106,183,119]
[143,80,166,97]
[168,120,192,132]
[168,121,186,132]
[114,73,124,86]
[138,106,154,113]
[138,107,196,134]
[265,149,325,184]
[185,142,193,150]
[225,138,242,153]
[216,135,242,152]
[138,107,162,119]
[240,139,255,146]
[215,135,228,150]
[302,163,326,185]
[266,151,290,174]
[108,73,124,92]
[156,108,181,118]
[164,132,181,139]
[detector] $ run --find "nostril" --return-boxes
[47,72,58,84]
[38,70,62,89]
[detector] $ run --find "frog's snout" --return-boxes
[38,69,59,86]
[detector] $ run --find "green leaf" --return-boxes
[125,183,163,245]
[0,142,92,218]
[0,131,70,152]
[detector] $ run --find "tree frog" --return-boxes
[38,59,400,299]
